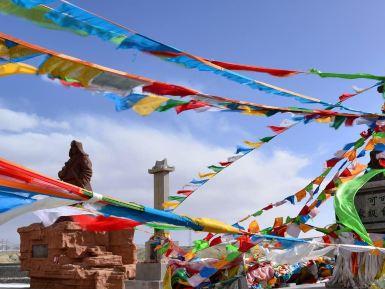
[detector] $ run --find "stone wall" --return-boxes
[18,221,136,289]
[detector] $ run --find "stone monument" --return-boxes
[355,150,385,233]
[18,222,136,289]
[18,140,137,289]
[125,159,174,289]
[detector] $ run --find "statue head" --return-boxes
[69,140,87,157]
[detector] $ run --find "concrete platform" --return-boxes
[281,284,349,289]
[0,284,29,289]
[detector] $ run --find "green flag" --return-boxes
[310,69,385,81]
[260,136,275,143]
[208,165,225,173]
[156,99,188,112]
[334,169,385,245]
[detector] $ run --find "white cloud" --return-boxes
[0,107,322,245]
[0,108,69,132]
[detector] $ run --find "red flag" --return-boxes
[325,158,340,168]
[143,82,198,96]
[72,215,141,231]
[345,117,358,127]
[175,100,208,114]
[209,60,301,77]
[325,181,336,190]
[60,79,83,88]
[219,161,232,167]
[209,236,222,247]
[360,130,371,139]
[339,93,356,102]
[340,168,352,177]
[262,204,273,211]
[299,205,310,216]
[203,233,214,241]
[272,226,287,237]
[148,51,301,77]
[267,126,288,134]
[238,236,255,252]
[322,235,331,244]
[176,190,193,196]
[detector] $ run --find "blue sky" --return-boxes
[0,0,384,244]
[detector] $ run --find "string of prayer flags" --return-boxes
[5,0,384,109]
[0,32,377,122]
[0,156,249,234]
[338,82,382,102]
[163,120,298,212]
[1,1,320,106]
[270,137,371,238]
[236,131,371,237]
[165,101,377,213]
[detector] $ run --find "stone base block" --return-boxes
[135,263,166,281]
[125,280,162,289]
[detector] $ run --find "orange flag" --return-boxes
[295,189,307,202]
[248,220,260,233]
[273,217,283,228]
[344,149,357,161]
[299,223,313,233]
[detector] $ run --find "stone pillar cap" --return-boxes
[148,159,175,174]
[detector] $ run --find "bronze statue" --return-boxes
[58,140,93,191]
[368,150,384,170]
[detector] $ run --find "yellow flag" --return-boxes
[0,63,36,77]
[163,266,173,289]
[340,176,355,183]
[239,105,269,116]
[184,251,195,261]
[191,217,240,234]
[162,201,179,209]
[315,116,332,123]
[132,95,168,116]
[244,140,263,149]
[0,40,39,61]
[198,172,216,179]
[38,56,102,86]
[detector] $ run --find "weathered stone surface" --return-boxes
[18,221,137,289]
[355,180,385,233]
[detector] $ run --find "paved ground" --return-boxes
[0,282,349,289]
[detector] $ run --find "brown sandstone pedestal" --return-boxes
[18,221,137,289]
